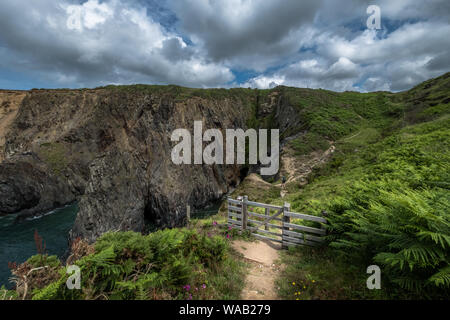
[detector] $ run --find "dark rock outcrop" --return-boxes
[0,155,76,219]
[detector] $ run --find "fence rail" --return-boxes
[227,196,327,248]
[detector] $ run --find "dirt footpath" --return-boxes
[232,240,283,300]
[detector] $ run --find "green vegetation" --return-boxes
[277,114,450,299]
[275,74,450,299]
[231,73,450,299]
[0,286,17,300]
[325,117,450,298]
[27,254,61,269]
[5,73,449,300]
[99,83,258,105]
[279,87,398,140]
[84,73,450,299]
[276,246,387,300]
[4,227,246,300]
[290,132,330,156]
[38,142,68,176]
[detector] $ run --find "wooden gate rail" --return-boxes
[227,196,327,248]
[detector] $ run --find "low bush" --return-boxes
[8,228,245,300]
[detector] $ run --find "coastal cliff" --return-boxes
[0,87,261,241]
[2,73,448,242]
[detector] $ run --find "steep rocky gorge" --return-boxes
[1,87,293,242]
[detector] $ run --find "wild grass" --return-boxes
[276,246,389,300]
[277,114,450,299]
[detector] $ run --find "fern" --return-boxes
[428,266,450,288]
[18,227,240,300]
[32,281,61,300]
[329,185,450,296]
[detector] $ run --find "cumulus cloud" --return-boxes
[168,0,322,70]
[0,0,449,91]
[243,19,450,91]
[242,57,360,91]
[0,0,233,88]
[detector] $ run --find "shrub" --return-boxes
[328,183,449,297]
[28,228,241,300]
[325,116,450,298]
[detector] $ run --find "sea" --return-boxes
[0,204,78,288]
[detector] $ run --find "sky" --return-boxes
[0,0,449,92]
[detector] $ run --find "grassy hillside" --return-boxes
[277,114,449,299]
[223,73,449,299]
[281,88,399,139]
[257,73,450,299]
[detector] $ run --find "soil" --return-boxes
[277,143,336,198]
[232,239,283,300]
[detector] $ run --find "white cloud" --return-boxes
[169,0,322,70]
[73,0,113,30]
[362,77,391,92]
[0,0,449,91]
[243,57,359,91]
[243,19,450,92]
[241,75,286,89]
[0,0,233,88]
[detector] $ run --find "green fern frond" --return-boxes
[428,266,450,288]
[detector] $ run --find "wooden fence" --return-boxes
[227,196,327,248]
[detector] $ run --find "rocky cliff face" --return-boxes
[0,91,75,219]
[0,155,76,218]
[0,91,26,162]
[1,87,258,242]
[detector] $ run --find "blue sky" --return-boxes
[0,0,449,92]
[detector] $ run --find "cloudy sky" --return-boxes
[0,0,449,92]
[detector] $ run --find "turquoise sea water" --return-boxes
[0,204,78,288]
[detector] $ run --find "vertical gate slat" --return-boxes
[227,197,326,248]
[265,207,269,231]
[242,195,248,231]
[282,202,291,249]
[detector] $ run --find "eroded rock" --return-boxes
[2,88,252,242]
[0,157,76,219]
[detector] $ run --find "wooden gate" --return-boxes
[227,196,327,248]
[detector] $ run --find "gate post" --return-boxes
[186,205,190,226]
[282,202,291,249]
[242,195,248,231]
[236,196,243,224]
[265,207,269,231]
[321,210,328,235]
